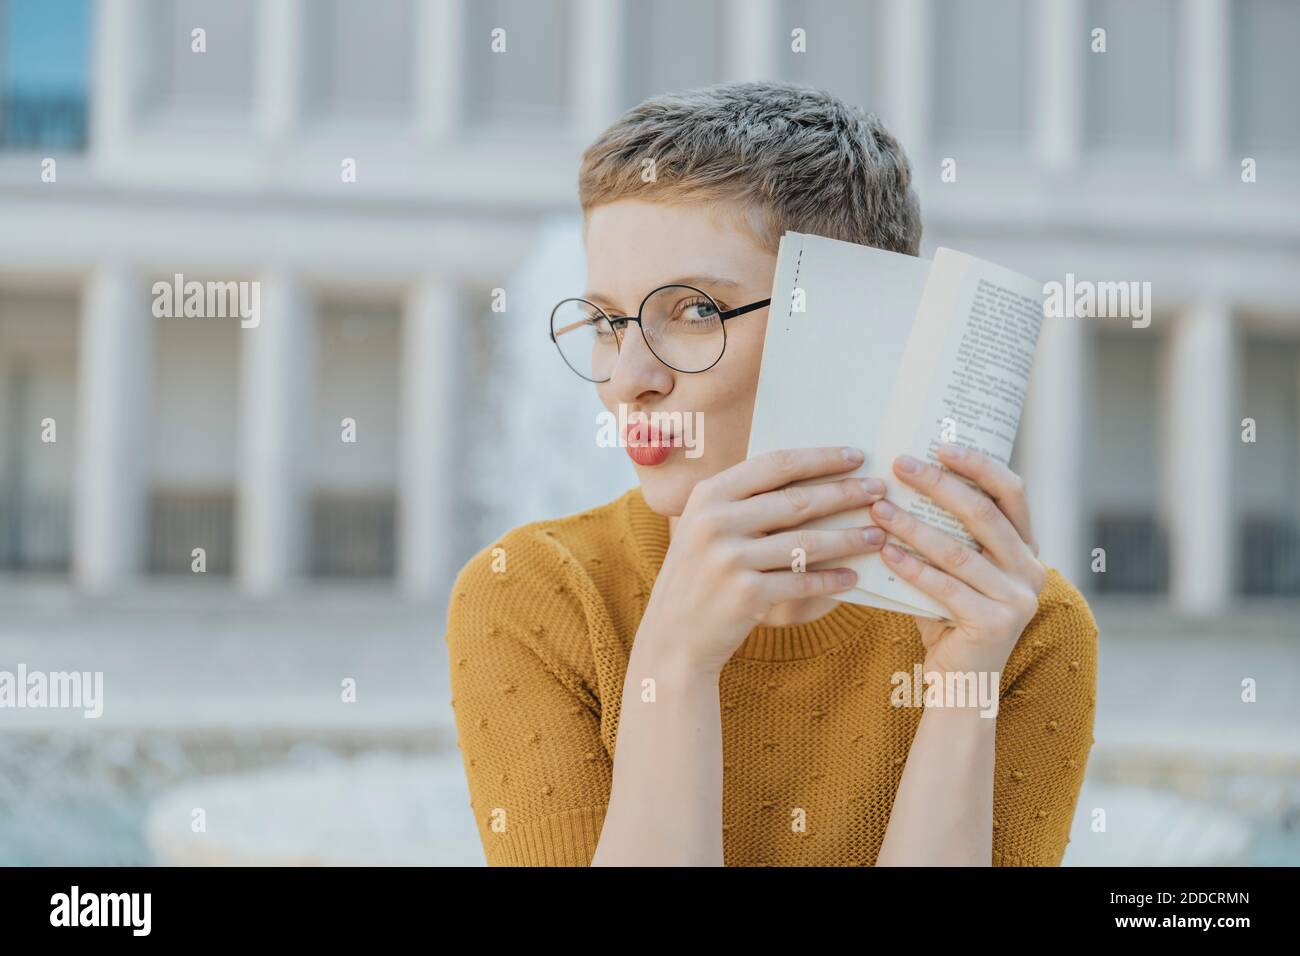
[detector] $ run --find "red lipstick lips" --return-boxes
[624,419,673,467]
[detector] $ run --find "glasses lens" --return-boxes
[552,299,618,381]
[641,285,726,372]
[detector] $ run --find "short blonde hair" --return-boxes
[578,81,922,255]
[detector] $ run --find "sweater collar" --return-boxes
[621,486,877,662]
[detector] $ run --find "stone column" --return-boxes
[74,267,154,590]
[237,273,314,593]
[415,0,464,141]
[721,0,779,84]
[88,0,138,167]
[1032,0,1082,169]
[256,0,304,144]
[1165,301,1235,615]
[398,275,463,599]
[571,0,624,141]
[1020,315,1088,585]
[878,0,930,162]
[1183,0,1229,173]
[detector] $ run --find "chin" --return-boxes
[636,472,692,516]
[634,443,745,515]
[635,448,734,515]
[634,463,707,520]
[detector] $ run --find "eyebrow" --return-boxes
[584,275,743,312]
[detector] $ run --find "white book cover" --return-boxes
[747,232,1046,620]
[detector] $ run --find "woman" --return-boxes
[446,82,1098,866]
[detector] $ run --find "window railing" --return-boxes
[148,491,236,576]
[1093,514,1170,594]
[0,487,72,572]
[0,90,88,150]
[310,492,396,578]
[1240,517,1300,596]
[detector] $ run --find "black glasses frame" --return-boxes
[550,283,771,383]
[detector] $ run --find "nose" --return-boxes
[604,319,674,404]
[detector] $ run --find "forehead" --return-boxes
[582,199,771,304]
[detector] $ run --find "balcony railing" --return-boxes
[1093,514,1170,594]
[310,492,396,578]
[148,491,236,576]
[0,90,88,150]
[0,488,72,572]
[1240,517,1300,596]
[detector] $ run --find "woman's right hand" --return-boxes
[638,446,887,674]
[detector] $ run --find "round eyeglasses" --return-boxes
[550,284,770,383]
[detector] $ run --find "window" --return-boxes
[931,0,1029,150]
[141,0,255,117]
[304,0,414,121]
[0,292,79,573]
[621,0,723,112]
[1237,337,1300,595]
[1083,0,1179,154]
[1232,0,1300,154]
[0,0,90,149]
[310,305,400,579]
[780,0,881,111]
[149,298,240,576]
[464,0,571,131]
[1088,333,1168,594]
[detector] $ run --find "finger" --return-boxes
[747,526,885,571]
[761,567,859,603]
[869,499,1014,600]
[891,454,1031,572]
[935,444,1038,555]
[733,474,885,533]
[713,447,866,501]
[879,543,995,622]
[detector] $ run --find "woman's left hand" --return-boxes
[867,443,1048,679]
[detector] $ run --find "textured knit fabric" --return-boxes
[445,486,1098,867]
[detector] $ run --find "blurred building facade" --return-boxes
[0,0,1297,617]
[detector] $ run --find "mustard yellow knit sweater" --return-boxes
[445,486,1098,866]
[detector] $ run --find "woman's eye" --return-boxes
[681,299,718,321]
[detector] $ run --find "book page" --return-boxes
[862,248,1046,619]
[746,232,928,537]
[747,233,940,617]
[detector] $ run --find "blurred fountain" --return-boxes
[145,750,482,866]
[468,215,636,546]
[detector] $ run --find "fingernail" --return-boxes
[860,477,885,496]
[862,527,885,546]
[938,443,965,459]
[842,446,865,462]
[872,499,898,520]
[836,569,857,586]
[882,543,905,562]
[896,455,923,474]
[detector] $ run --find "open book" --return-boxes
[747,232,1046,620]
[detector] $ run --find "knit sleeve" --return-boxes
[990,585,1099,866]
[444,531,613,866]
